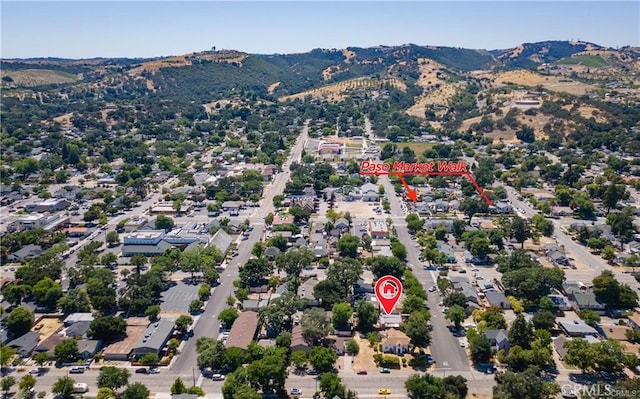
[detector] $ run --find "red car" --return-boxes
[357,370,368,375]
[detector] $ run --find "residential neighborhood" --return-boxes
[1,30,640,399]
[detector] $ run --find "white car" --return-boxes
[428,286,436,292]
[290,388,302,395]
[212,374,225,381]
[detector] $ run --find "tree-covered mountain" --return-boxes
[0,40,618,97]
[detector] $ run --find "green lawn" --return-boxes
[557,55,608,67]
[398,142,435,155]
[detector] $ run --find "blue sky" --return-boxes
[1,1,638,59]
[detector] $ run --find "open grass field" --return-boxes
[557,54,609,67]
[398,142,435,155]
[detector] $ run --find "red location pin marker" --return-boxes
[375,275,403,315]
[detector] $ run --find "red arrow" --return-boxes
[397,174,418,202]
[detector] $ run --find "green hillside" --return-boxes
[557,55,609,67]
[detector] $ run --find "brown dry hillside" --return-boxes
[492,70,595,95]
[128,50,247,75]
[278,77,405,102]
[1,69,79,87]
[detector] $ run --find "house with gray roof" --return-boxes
[8,331,39,357]
[209,229,233,257]
[77,339,101,359]
[484,291,511,309]
[568,291,606,314]
[558,319,599,337]
[64,321,92,339]
[131,319,174,358]
[436,241,456,263]
[8,244,43,262]
[484,329,510,352]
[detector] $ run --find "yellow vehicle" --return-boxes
[378,389,391,395]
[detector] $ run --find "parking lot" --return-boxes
[159,281,200,313]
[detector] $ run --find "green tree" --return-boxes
[345,339,359,355]
[219,308,239,328]
[445,305,466,329]
[493,367,555,399]
[170,378,187,395]
[469,333,492,363]
[32,352,48,369]
[144,305,161,322]
[460,197,488,225]
[175,315,193,335]
[509,216,531,249]
[96,387,115,399]
[290,351,307,371]
[326,258,362,300]
[563,338,593,372]
[578,309,601,327]
[52,376,75,399]
[1,377,16,396]
[356,301,378,333]
[309,346,338,372]
[402,312,431,350]
[18,374,36,393]
[31,277,63,309]
[122,382,150,399]
[97,367,130,391]
[2,285,30,306]
[602,184,628,215]
[88,316,126,343]
[607,207,636,248]
[54,339,78,364]
[5,307,33,337]
[508,314,533,351]
[405,213,425,232]
[337,234,359,258]
[300,308,331,345]
[189,299,204,314]
[155,214,174,231]
[331,303,353,330]
[405,373,445,399]
[531,311,556,331]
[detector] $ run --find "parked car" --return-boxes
[306,369,319,375]
[135,368,148,374]
[69,367,84,374]
[356,370,368,375]
[211,374,225,381]
[290,388,302,395]
[380,367,391,373]
[148,367,160,374]
[378,389,391,395]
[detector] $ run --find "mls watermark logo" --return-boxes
[562,383,640,397]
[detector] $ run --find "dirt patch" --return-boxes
[351,335,378,372]
[332,201,379,219]
[267,82,281,94]
[33,318,63,343]
[53,112,74,126]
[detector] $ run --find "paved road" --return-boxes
[171,121,310,379]
[504,186,637,286]
[378,175,472,375]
